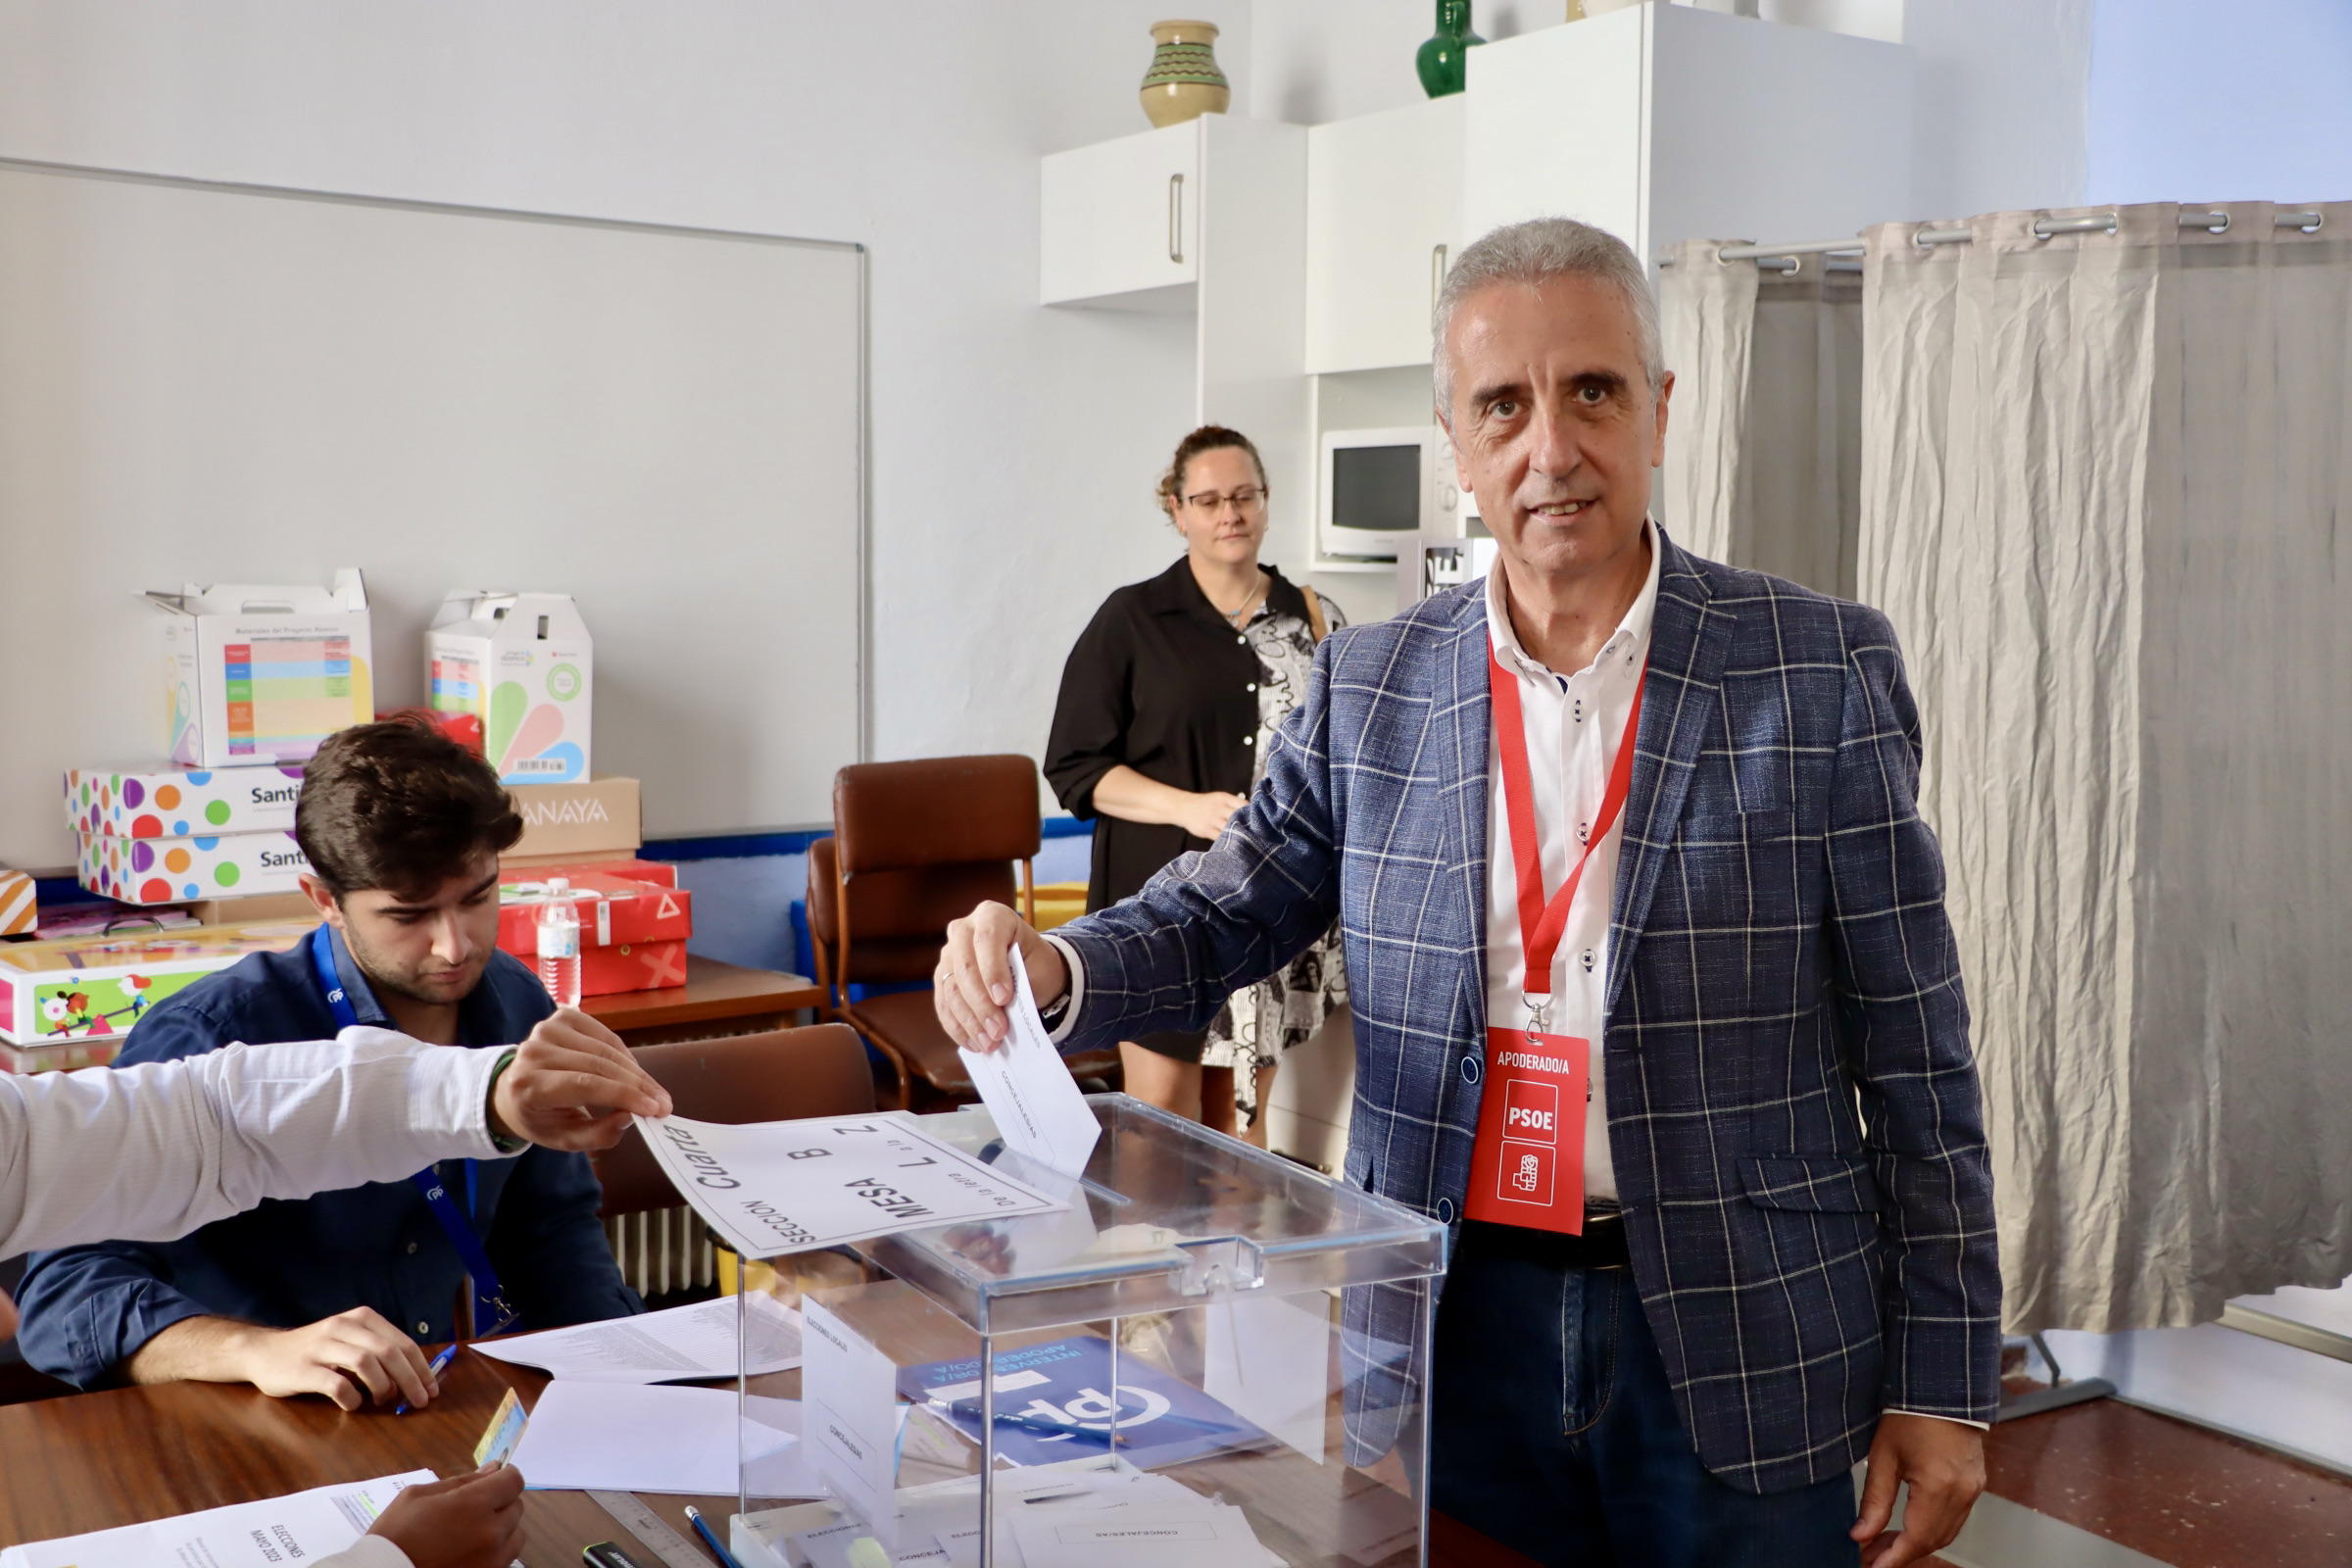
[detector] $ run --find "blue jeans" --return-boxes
[1431,1224,1859,1567]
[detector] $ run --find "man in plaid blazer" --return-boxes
[939,219,1998,1568]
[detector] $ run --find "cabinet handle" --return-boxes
[1432,243,1449,312]
[1169,173,1185,265]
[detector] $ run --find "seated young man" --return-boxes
[17,716,642,1405]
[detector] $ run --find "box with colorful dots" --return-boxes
[63,764,305,840]
[76,827,314,906]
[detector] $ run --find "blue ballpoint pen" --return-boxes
[394,1343,462,1416]
[683,1504,748,1568]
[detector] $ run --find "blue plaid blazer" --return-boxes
[1053,529,2001,1493]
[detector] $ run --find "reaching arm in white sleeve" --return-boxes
[0,1026,505,1259]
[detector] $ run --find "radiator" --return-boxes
[604,1205,717,1300]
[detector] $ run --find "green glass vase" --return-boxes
[1416,0,1486,99]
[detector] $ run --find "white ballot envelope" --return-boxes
[957,944,1102,1175]
[633,1111,1069,1258]
[473,1292,802,1383]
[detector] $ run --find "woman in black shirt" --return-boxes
[1044,425,1347,1137]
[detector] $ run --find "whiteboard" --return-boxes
[0,158,866,873]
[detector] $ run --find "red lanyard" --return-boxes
[1489,641,1645,1024]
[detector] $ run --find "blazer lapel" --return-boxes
[1607,533,1737,1015]
[1430,584,1493,1040]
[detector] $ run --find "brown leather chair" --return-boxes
[809,755,1117,1109]
[591,1024,876,1218]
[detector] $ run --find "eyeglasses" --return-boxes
[1183,485,1266,514]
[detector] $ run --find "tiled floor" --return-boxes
[1981,1392,2352,1567]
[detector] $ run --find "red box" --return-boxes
[578,938,688,996]
[495,870,692,958]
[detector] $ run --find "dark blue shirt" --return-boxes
[16,928,641,1389]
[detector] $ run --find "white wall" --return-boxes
[2086,0,2352,206]
[0,0,1246,832]
[0,0,2113,856]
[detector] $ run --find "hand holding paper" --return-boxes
[956,944,1102,1176]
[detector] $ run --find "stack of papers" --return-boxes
[507,1382,803,1494]
[748,1455,1280,1568]
[0,1471,433,1568]
[472,1293,803,1383]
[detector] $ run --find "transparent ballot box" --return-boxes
[729,1096,1446,1568]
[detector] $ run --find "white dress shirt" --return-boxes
[1483,522,1659,1209]
[1,1028,514,1568]
[0,1026,509,1259]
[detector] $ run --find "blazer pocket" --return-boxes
[1740,1154,1882,1214]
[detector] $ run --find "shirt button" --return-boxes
[416,1321,431,1336]
[1242,736,1253,747]
[407,1241,418,1254]
[1583,949,1597,971]
[1236,635,1247,646]
[1437,1198,1456,1224]
[1246,682,1257,692]
[1460,1055,1481,1084]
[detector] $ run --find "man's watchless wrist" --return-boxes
[483,1049,526,1152]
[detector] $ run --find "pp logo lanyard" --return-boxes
[1462,643,1644,1236]
[308,924,519,1338]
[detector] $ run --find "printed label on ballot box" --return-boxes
[1463,1026,1589,1233]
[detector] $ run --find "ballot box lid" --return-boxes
[849,1095,1446,1336]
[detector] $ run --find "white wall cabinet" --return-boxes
[1304,96,1464,375]
[1465,5,1914,265]
[1040,122,1199,307]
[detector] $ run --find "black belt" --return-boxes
[1459,1214,1632,1271]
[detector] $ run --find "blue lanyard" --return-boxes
[308,925,519,1338]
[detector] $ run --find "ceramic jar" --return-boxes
[1140,20,1232,128]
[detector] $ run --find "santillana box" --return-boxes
[78,828,314,906]
[147,571,374,768]
[0,919,319,1055]
[63,764,305,839]
[427,591,593,785]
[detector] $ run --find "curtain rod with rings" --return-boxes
[1658,209,2328,272]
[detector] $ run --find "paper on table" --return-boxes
[506,1381,795,1494]
[632,1111,1069,1258]
[472,1292,802,1383]
[1009,1501,1269,1568]
[804,1296,905,1548]
[0,1470,434,1568]
[1204,1291,1331,1465]
[957,944,1102,1175]
[929,1469,1206,1568]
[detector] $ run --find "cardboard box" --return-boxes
[64,763,306,839]
[507,776,640,860]
[495,870,693,957]
[185,892,321,926]
[78,828,313,906]
[427,592,594,785]
[31,901,201,940]
[0,919,318,1050]
[0,868,33,937]
[147,570,374,768]
[576,939,687,995]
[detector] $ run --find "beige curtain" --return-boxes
[1659,239,1861,595]
[1858,202,2352,1333]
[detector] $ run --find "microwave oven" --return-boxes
[1317,425,1470,562]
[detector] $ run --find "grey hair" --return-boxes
[1432,217,1664,416]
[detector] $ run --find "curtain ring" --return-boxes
[2188,209,2230,235]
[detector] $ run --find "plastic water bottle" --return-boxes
[536,877,582,1007]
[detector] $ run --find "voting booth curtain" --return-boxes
[1657,238,1862,599]
[1855,203,2352,1333]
